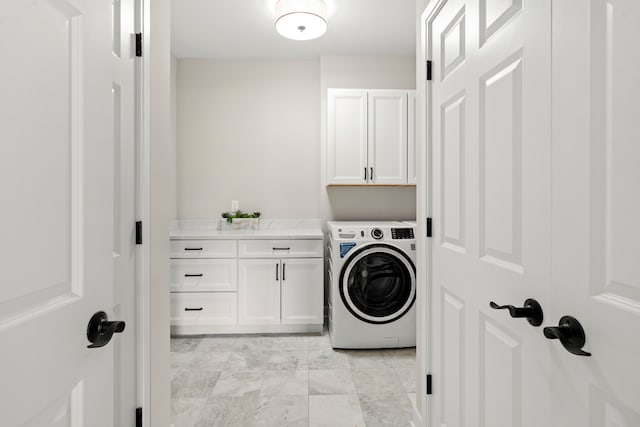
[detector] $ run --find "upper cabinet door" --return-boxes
[407,91,417,184]
[368,90,408,185]
[327,89,368,184]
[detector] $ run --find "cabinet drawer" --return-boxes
[238,239,323,258]
[170,239,236,258]
[170,259,237,292]
[170,292,237,325]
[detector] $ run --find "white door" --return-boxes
[238,259,281,324]
[368,90,408,185]
[112,0,137,424]
[281,258,323,324]
[327,89,368,184]
[426,0,552,426]
[550,0,640,425]
[0,0,121,425]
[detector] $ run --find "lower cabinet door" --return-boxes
[170,292,238,325]
[281,258,324,324]
[238,259,281,325]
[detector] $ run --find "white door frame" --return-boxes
[136,0,151,424]
[414,3,433,426]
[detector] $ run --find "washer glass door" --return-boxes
[340,244,415,324]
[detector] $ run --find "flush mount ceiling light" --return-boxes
[275,0,328,41]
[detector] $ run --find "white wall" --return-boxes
[176,55,416,224]
[319,55,417,223]
[176,59,321,220]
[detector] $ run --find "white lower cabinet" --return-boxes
[238,258,323,326]
[170,236,323,335]
[171,292,238,325]
[170,258,237,292]
[238,259,281,325]
[281,258,323,324]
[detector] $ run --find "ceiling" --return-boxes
[171,0,416,59]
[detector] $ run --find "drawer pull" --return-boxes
[272,247,290,251]
[184,274,203,277]
[184,247,203,251]
[184,307,204,311]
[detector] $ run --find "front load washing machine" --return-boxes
[327,221,416,349]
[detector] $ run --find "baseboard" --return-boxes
[171,323,324,336]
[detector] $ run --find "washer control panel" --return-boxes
[391,228,415,239]
[332,225,415,241]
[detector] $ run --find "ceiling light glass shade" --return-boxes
[275,0,328,41]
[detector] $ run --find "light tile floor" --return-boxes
[170,332,417,427]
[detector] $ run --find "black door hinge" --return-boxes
[136,407,142,427]
[426,217,432,238]
[136,221,143,245]
[426,60,432,81]
[135,33,143,57]
[426,374,433,395]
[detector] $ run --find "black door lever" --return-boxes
[543,316,591,357]
[489,298,544,326]
[86,311,126,348]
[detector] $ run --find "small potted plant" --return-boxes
[219,210,261,230]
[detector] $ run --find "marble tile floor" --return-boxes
[170,332,417,427]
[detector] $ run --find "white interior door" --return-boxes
[0,0,119,425]
[111,0,137,424]
[426,0,552,426]
[551,0,640,425]
[368,90,408,185]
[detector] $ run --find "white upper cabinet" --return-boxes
[368,90,408,185]
[407,91,417,184]
[327,89,368,184]
[327,88,415,185]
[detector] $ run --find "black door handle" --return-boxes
[543,316,591,356]
[489,298,544,326]
[86,311,126,349]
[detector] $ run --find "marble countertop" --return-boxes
[170,219,323,240]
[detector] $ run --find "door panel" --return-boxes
[478,51,523,272]
[440,90,466,253]
[551,0,640,425]
[426,0,552,426]
[441,290,465,427]
[0,0,115,424]
[479,316,522,427]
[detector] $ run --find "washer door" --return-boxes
[339,243,416,324]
